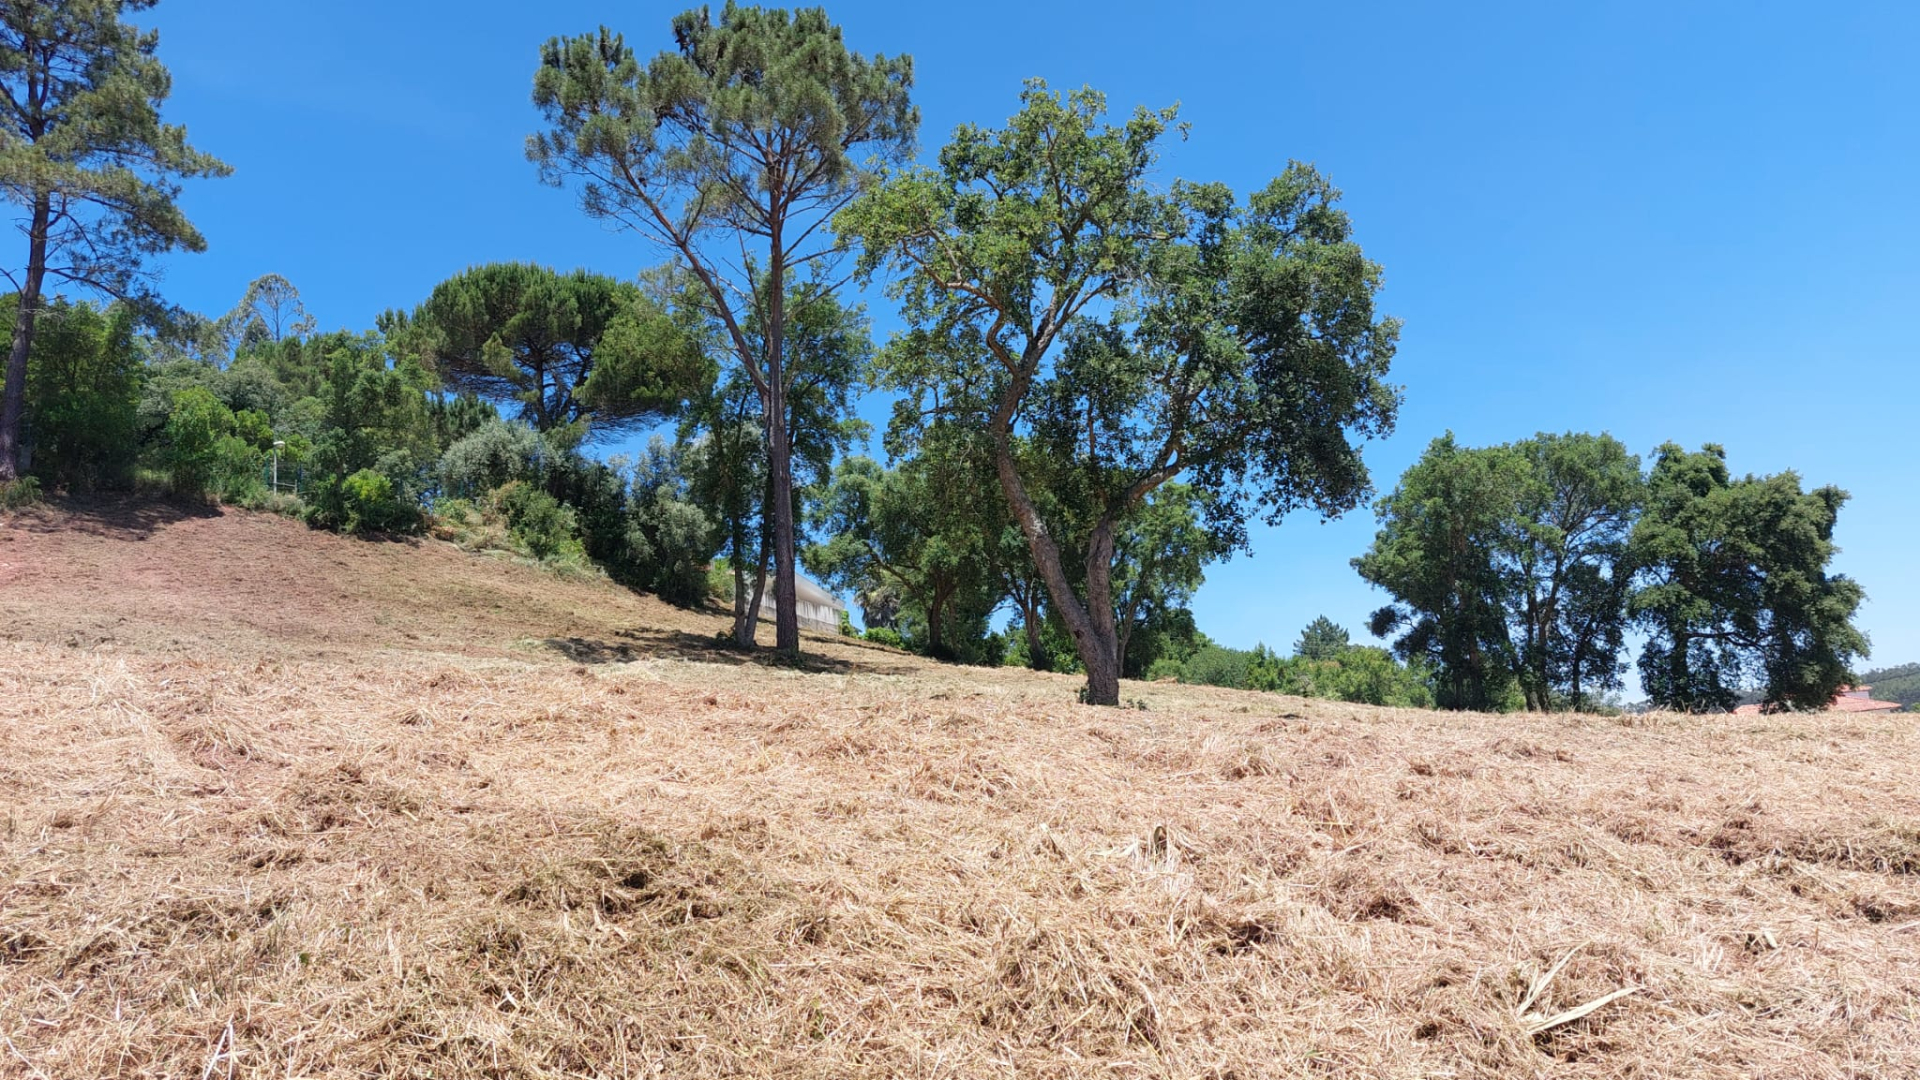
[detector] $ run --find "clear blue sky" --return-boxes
[140,1,1917,675]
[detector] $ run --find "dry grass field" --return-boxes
[3,501,1918,1079]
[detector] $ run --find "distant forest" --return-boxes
[1860,665,1920,709]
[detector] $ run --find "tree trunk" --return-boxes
[0,196,50,483]
[765,222,800,654]
[926,586,947,658]
[1080,522,1123,705]
[1021,598,1050,672]
[737,530,772,647]
[990,435,1123,705]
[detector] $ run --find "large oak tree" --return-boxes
[840,82,1400,705]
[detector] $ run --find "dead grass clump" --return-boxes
[973,922,1166,1050]
[273,762,424,833]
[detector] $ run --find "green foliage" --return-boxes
[395,263,706,435]
[841,80,1400,704]
[1857,664,1920,709]
[837,610,856,637]
[862,626,904,649]
[1182,645,1258,690]
[0,0,231,479]
[491,480,582,561]
[338,469,414,535]
[1630,443,1868,712]
[0,295,142,489]
[0,474,40,507]
[438,419,540,497]
[530,2,916,652]
[1357,432,1641,711]
[624,437,719,607]
[1113,485,1229,676]
[162,386,235,497]
[1294,616,1351,661]
[300,333,436,534]
[806,444,999,660]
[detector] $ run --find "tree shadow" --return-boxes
[12,494,222,540]
[544,626,921,676]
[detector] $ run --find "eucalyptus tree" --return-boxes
[216,273,316,354]
[840,82,1401,704]
[529,3,915,651]
[0,0,230,480]
[397,263,707,438]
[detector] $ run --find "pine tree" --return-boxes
[0,0,229,480]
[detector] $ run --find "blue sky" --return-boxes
[138,1,1917,675]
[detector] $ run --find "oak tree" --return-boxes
[841,83,1400,704]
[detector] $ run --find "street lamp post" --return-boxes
[272,440,285,492]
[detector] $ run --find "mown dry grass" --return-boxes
[3,502,1918,1078]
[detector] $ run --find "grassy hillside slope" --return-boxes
[3,501,1918,1079]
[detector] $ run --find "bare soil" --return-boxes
[2,500,1916,1079]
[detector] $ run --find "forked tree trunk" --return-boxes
[991,435,1124,706]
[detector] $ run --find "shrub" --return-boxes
[863,626,904,649]
[163,386,235,497]
[837,610,857,637]
[1182,645,1256,689]
[209,434,266,502]
[439,420,538,497]
[338,468,418,535]
[1144,656,1185,682]
[0,476,43,508]
[492,481,582,561]
[626,490,713,606]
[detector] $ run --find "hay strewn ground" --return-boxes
[3,501,1918,1078]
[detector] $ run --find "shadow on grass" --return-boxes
[544,626,922,676]
[14,494,222,540]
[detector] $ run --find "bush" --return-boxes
[337,468,418,535]
[1144,656,1185,682]
[491,481,582,562]
[0,476,43,508]
[163,386,235,497]
[209,434,266,502]
[863,626,904,649]
[625,490,713,606]
[1182,645,1256,689]
[838,610,857,637]
[439,420,538,497]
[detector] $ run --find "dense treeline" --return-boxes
[0,0,1880,712]
[1357,433,1871,713]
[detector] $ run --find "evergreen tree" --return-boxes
[840,83,1400,705]
[0,0,229,480]
[395,263,706,438]
[1294,616,1351,661]
[529,3,915,652]
[1630,443,1868,712]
